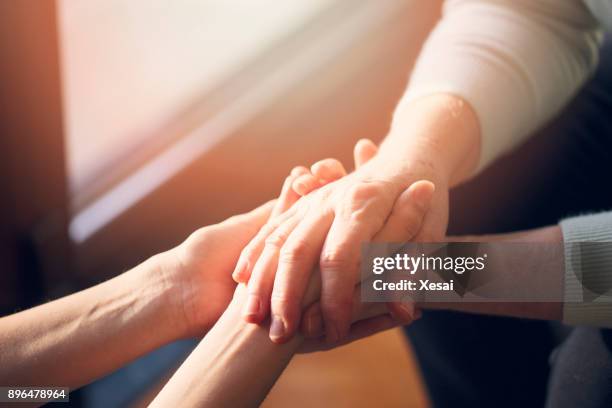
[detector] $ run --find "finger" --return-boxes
[301,302,323,338]
[310,158,347,183]
[242,216,300,323]
[413,187,448,242]
[301,285,387,338]
[299,314,401,353]
[293,173,320,196]
[332,315,401,347]
[372,180,435,242]
[301,181,433,339]
[370,180,434,324]
[353,138,378,169]
[268,210,335,343]
[232,206,298,283]
[387,301,422,323]
[320,183,394,344]
[291,165,310,177]
[234,169,310,283]
[271,167,309,218]
[294,159,347,197]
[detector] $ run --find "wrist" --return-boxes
[152,287,302,408]
[363,141,450,200]
[386,94,481,186]
[131,251,191,341]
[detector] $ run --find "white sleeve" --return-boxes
[393,0,603,171]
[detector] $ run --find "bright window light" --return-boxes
[58,0,335,200]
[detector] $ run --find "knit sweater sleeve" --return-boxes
[560,212,612,328]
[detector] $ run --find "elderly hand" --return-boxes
[233,132,444,344]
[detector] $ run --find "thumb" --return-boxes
[353,138,378,169]
[372,180,435,242]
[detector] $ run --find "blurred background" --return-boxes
[0,0,440,406]
[2,0,597,406]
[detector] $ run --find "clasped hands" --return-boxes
[230,138,446,346]
[156,135,449,351]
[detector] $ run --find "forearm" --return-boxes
[394,0,601,173]
[423,225,564,321]
[151,286,302,408]
[0,253,182,388]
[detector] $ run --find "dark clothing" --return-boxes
[405,39,612,407]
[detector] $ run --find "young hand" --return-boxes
[156,165,311,338]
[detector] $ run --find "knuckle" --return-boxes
[348,207,376,225]
[319,249,351,271]
[340,182,391,224]
[264,230,288,249]
[279,239,311,264]
[347,182,383,204]
[259,222,278,237]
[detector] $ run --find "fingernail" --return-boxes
[243,295,260,320]
[304,312,323,338]
[270,315,286,342]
